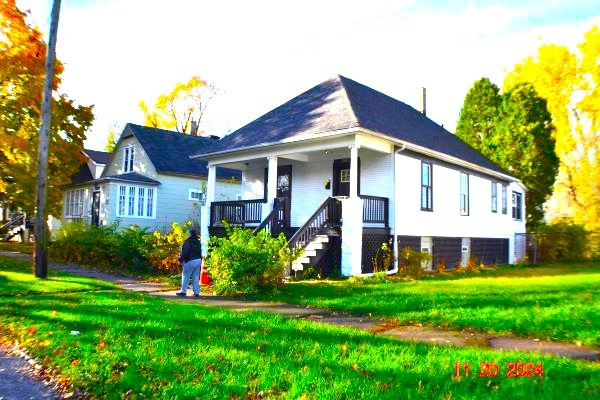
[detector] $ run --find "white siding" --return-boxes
[103,136,158,178]
[394,152,526,261]
[359,149,395,229]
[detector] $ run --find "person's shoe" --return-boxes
[193,293,200,297]
[176,292,187,296]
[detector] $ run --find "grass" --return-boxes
[0,256,598,398]
[0,241,33,254]
[258,262,600,346]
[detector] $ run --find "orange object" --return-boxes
[200,264,212,286]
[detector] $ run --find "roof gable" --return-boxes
[83,149,111,165]
[198,75,507,176]
[121,124,241,180]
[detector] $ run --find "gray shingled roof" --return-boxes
[102,172,160,185]
[84,149,111,165]
[197,75,507,175]
[123,124,241,180]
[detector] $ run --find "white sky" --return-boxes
[18,0,600,151]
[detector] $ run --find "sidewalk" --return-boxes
[1,250,599,361]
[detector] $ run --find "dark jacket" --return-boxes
[179,236,202,263]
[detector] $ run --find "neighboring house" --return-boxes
[61,124,242,231]
[193,75,526,277]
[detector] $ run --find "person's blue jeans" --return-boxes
[180,258,201,295]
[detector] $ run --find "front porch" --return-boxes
[201,134,396,276]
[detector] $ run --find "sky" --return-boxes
[18,0,600,151]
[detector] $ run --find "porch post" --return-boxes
[341,144,363,276]
[263,156,278,218]
[201,164,216,256]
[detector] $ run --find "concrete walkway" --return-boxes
[1,250,599,362]
[0,346,59,400]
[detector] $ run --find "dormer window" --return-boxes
[123,146,135,173]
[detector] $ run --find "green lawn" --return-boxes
[0,241,33,254]
[0,256,598,398]
[258,262,600,346]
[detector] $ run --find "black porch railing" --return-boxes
[253,198,287,235]
[210,199,265,226]
[360,195,388,227]
[288,197,341,250]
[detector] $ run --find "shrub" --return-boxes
[372,241,393,273]
[398,247,432,279]
[49,221,189,275]
[205,225,295,295]
[533,221,588,261]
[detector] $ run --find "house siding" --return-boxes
[394,152,525,263]
[103,136,158,178]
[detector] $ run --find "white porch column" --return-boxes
[262,156,278,218]
[201,164,217,256]
[341,144,363,276]
[349,144,359,198]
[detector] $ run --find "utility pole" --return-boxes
[34,0,62,279]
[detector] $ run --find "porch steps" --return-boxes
[293,235,330,271]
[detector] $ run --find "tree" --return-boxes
[139,76,217,134]
[504,26,600,247]
[456,79,558,227]
[106,129,118,152]
[455,78,502,155]
[0,0,94,218]
[494,83,559,226]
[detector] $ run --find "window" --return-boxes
[512,191,522,221]
[421,162,433,211]
[340,169,350,183]
[123,146,135,173]
[502,185,507,214]
[460,173,469,215]
[117,184,155,218]
[491,182,498,213]
[188,189,206,205]
[65,188,84,217]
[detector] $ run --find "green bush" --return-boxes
[205,225,293,295]
[398,247,432,279]
[534,221,588,261]
[49,221,190,275]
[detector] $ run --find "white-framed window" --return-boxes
[491,182,498,213]
[512,191,523,221]
[421,162,433,211]
[123,145,135,173]
[340,168,350,183]
[117,184,156,218]
[460,172,469,216]
[64,188,85,217]
[502,185,507,214]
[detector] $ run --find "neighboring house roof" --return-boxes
[121,124,241,181]
[100,172,160,185]
[70,164,94,185]
[84,149,111,165]
[196,75,507,175]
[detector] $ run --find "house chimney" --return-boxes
[190,120,199,136]
[418,87,426,116]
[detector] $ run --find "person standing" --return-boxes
[176,228,202,297]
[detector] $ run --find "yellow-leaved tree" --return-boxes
[138,76,217,134]
[504,26,600,254]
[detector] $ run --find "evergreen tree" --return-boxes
[455,78,501,156]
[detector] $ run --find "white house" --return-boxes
[61,124,242,231]
[193,76,526,276]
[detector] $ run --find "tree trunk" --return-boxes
[34,0,62,279]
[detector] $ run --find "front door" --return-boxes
[91,191,101,226]
[264,165,292,228]
[332,158,360,197]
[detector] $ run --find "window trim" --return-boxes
[420,161,433,212]
[339,168,350,183]
[502,184,507,214]
[122,145,135,173]
[64,188,85,217]
[188,188,206,205]
[512,191,523,221]
[116,184,156,219]
[491,182,498,213]
[460,172,469,216]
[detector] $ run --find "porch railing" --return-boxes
[210,199,265,226]
[360,195,389,227]
[253,198,287,235]
[288,197,341,250]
